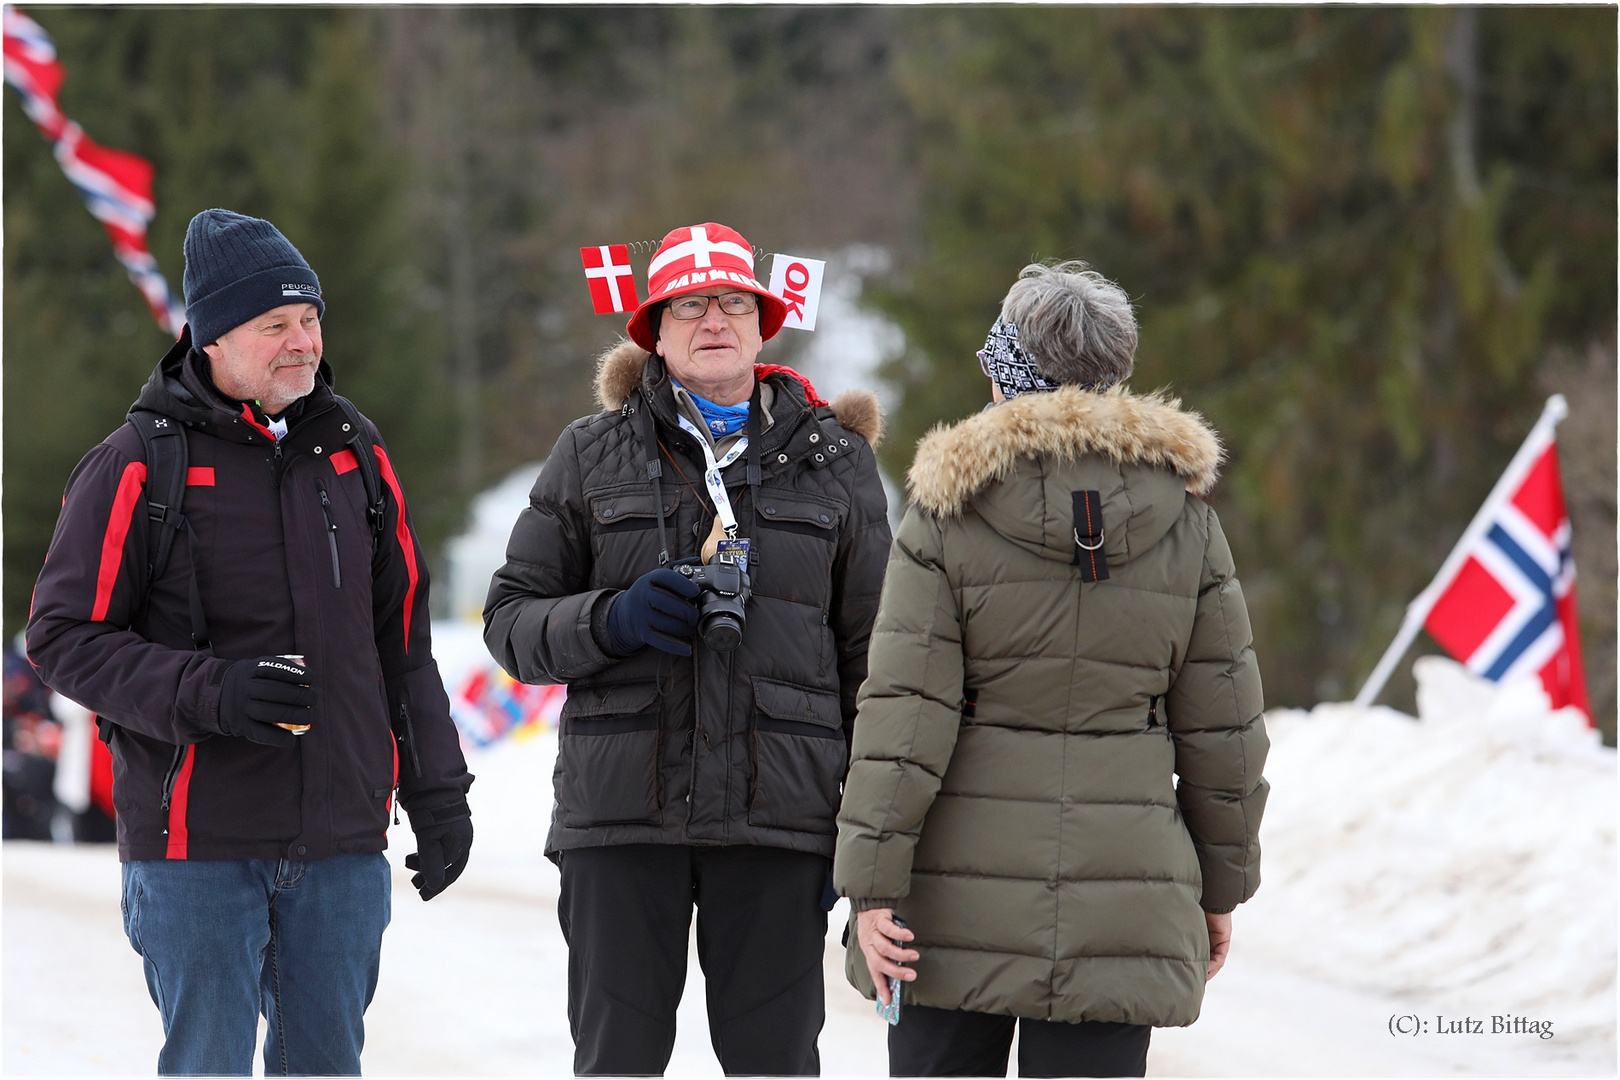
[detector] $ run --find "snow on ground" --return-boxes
[4,650,1613,1076]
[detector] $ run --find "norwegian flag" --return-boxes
[1357,396,1591,722]
[3,5,185,335]
[580,244,639,314]
[450,664,566,748]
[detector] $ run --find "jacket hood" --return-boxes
[592,337,884,448]
[907,385,1224,565]
[132,325,336,433]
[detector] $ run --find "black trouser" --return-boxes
[889,1003,1151,1078]
[557,843,829,1076]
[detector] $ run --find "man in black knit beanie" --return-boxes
[27,209,474,1076]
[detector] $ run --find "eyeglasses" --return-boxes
[667,292,759,321]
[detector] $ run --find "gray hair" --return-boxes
[1000,261,1137,389]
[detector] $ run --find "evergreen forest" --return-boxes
[5,7,1614,735]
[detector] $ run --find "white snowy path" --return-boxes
[5,656,1613,1077]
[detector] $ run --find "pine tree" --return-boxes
[872,7,1615,719]
[3,8,459,634]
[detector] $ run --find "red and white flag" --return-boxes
[766,253,825,332]
[1356,396,1591,722]
[580,244,639,314]
[3,5,185,335]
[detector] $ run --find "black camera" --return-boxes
[675,552,751,652]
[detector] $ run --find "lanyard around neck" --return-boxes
[673,412,747,537]
[635,379,764,567]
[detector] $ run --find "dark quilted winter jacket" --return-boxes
[483,341,890,858]
[26,328,471,862]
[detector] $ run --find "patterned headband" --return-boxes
[977,317,1062,399]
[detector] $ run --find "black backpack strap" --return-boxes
[128,410,187,587]
[332,395,387,550]
[127,410,211,653]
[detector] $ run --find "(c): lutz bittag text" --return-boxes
[1388,1014,1554,1040]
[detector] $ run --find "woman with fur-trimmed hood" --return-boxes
[833,263,1269,1078]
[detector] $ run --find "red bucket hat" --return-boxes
[625,223,789,352]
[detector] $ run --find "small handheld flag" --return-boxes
[580,244,639,314]
[1355,396,1591,722]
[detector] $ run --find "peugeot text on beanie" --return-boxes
[182,209,323,346]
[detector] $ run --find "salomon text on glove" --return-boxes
[218,656,316,747]
[405,800,473,901]
[605,567,702,656]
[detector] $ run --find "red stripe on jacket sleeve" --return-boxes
[372,445,419,654]
[164,746,195,859]
[185,467,215,486]
[329,448,359,475]
[93,460,149,621]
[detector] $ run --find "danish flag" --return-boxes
[646,224,754,281]
[579,244,639,314]
[1356,396,1591,722]
[3,5,185,335]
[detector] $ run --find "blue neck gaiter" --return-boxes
[677,382,750,438]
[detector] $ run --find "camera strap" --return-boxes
[674,412,748,537]
[634,394,675,566]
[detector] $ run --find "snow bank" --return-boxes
[1245,656,1615,1051]
[5,643,1613,1076]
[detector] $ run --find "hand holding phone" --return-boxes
[855,908,917,1025]
[879,917,910,1025]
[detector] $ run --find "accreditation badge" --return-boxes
[715,537,751,572]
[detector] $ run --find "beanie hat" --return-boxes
[624,222,788,352]
[182,209,323,346]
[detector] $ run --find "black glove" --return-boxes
[218,657,315,748]
[605,566,702,656]
[405,800,473,901]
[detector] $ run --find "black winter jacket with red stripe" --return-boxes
[26,329,472,862]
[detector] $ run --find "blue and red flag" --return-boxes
[450,665,566,748]
[1356,395,1591,722]
[3,5,185,335]
[1422,416,1590,719]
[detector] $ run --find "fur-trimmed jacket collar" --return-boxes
[593,338,884,448]
[907,385,1223,518]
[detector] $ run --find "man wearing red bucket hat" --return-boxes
[486,223,890,1075]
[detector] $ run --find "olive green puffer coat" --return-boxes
[834,386,1268,1028]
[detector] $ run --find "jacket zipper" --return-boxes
[318,486,342,588]
[397,702,423,779]
[390,703,421,825]
[267,440,289,488]
[158,744,188,822]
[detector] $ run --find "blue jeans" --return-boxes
[121,853,391,1076]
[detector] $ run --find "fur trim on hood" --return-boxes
[907,385,1223,517]
[591,337,884,448]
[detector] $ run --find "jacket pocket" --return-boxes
[753,492,840,607]
[557,681,663,828]
[747,676,845,835]
[589,487,682,588]
[316,484,342,588]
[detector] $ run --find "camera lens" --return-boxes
[700,614,743,652]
